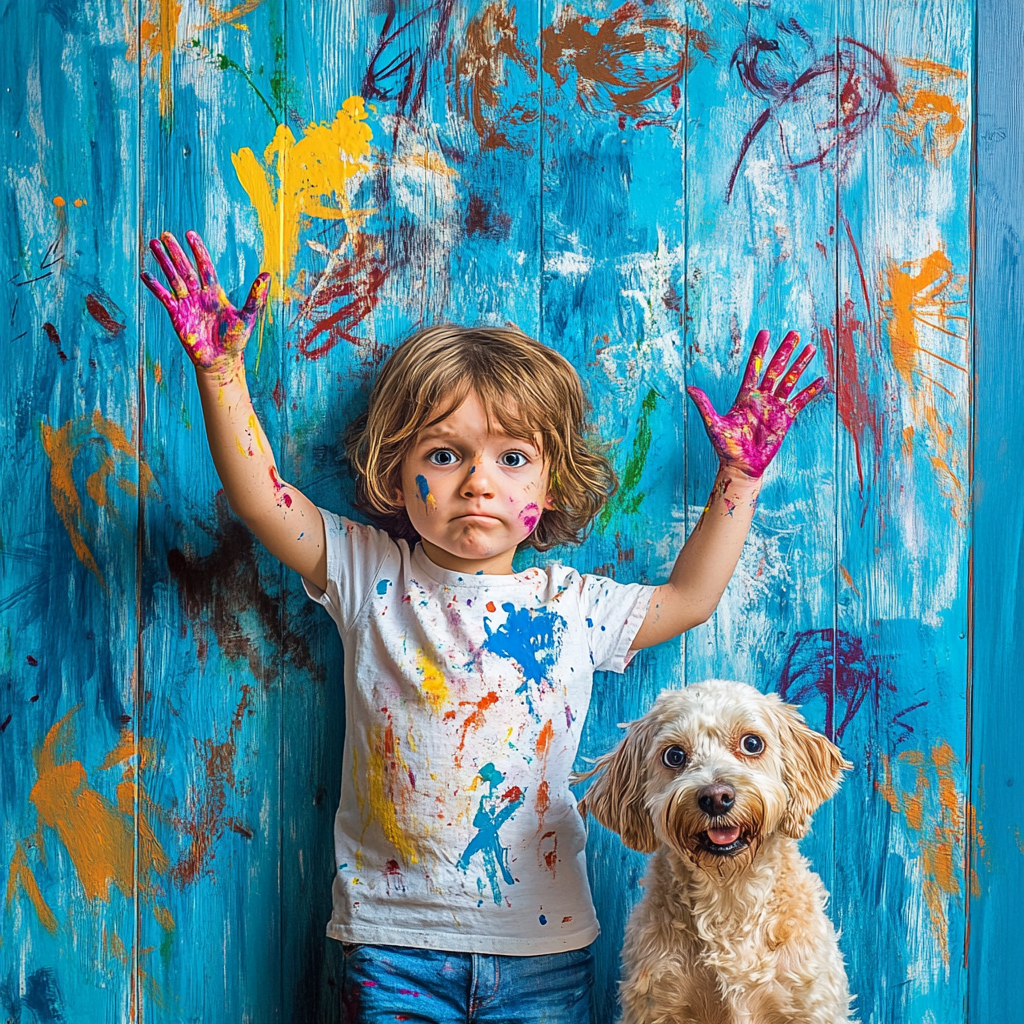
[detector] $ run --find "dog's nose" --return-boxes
[697,784,735,817]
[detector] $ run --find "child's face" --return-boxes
[397,390,552,574]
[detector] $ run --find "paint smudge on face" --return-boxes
[882,248,969,524]
[542,4,711,126]
[167,493,322,684]
[415,474,437,513]
[876,741,964,966]
[519,503,540,532]
[452,2,538,154]
[887,58,966,166]
[482,604,565,690]
[415,650,450,713]
[40,412,157,589]
[232,97,373,304]
[778,629,896,742]
[456,762,525,904]
[170,686,255,886]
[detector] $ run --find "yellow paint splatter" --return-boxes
[365,719,418,865]
[881,249,969,525]
[876,741,964,966]
[40,411,157,588]
[416,650,450,713]
[231,97,374,305]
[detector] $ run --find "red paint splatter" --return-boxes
[26,656,38,666]
[42,323,68,362]
[85,293,126,335]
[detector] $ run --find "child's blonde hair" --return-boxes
[346,324,616,550]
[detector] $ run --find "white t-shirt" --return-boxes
[302,509,655,955]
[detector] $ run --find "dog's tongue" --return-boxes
[707,826,741,846]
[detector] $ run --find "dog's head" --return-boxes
[577,680,851,872]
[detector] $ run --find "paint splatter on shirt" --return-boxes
[302,509,654,955]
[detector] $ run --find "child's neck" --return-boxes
[419,538,519,576]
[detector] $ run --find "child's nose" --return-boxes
[461,460,494,497]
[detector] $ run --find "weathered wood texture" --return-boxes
[0,2,1013,1022]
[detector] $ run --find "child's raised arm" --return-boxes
[630,329,824,650]
[142,230,327,591]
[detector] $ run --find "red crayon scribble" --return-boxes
[85,293,127,335]
[170,685,255,887]
[42,322,68,363]
[542,2,711,124]
[294,234,389,361]
[819,298,883,494]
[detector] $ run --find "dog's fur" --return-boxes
[578,680,855,1024]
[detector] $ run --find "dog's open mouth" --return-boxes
[699,826,749,856]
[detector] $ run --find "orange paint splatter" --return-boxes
[455,692,500,766]
[40,411,157,588]
[52,196,65,207]
[875,741,965,966]
[881,248,969,524]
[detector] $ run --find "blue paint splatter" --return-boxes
[416,474,431,501]
[376,579,391,596]
[539,914,547,925]
[457,762,526,905]
[482,603,565,688]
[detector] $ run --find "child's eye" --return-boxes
[428,449,458,466]
[499,451,529,468]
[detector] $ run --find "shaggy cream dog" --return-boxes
[578,680,855,1024]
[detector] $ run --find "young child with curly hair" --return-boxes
[142,229,823,1024]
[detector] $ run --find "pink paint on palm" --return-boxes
[141,229,270,372]
[686,329,826,479]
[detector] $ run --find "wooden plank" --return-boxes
[0,3,140,1021]
[137,2,287,1019]
[969,1,1024,1018]
[537,0,699,1015]
[835,1,972,1020]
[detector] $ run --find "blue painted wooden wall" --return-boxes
[1,1,1018,1021]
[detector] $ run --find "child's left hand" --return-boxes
[686,329,825,479]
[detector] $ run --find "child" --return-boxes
[142,230,823,1024]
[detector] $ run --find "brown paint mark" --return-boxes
[85,293,127,335]
[452,2,538,154]
[166,492,322,684]
[882,248,969,524]
[42,322,68,362]
[40,411,157,588]
[875,741,965,966]
[542,3,711,124]
[838,565,861,597]
[170,685,255,886]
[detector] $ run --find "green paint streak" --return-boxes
[599,388,660,531]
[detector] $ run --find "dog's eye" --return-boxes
[661,745,687,770]
[740,734,765,755]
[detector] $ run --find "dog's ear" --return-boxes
[774,701,852,839]
[576,716,660,854]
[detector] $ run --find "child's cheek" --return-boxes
[517,502,541,534]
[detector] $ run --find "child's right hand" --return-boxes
[141,230,270,373]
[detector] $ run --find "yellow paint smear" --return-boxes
[365,720,418,864]
[232,97,373,305]
[416,650,450,713]
[897,57,968,81]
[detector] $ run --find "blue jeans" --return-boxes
[339,941,594,1023]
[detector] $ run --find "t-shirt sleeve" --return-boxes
[574,572,656,674]
[300,508,395,633]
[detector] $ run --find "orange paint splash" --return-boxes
[876,741,965,966]
[888,57,966,167]
[454,692,500,767]
[40,411,157,588]
[231,97,373,305]
[881,248,969,524]
[135,0,265,124]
